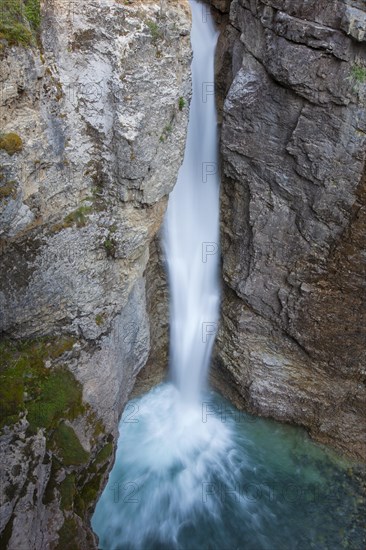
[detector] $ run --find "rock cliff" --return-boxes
[0,0,191,547]
[210,0,366,461]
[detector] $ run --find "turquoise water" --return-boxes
[92,382,366,550]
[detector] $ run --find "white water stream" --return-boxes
[163,0,220,402]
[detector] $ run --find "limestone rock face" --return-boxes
[0,0,191,547]
[211,0,366,460]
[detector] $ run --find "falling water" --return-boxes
[91,3,366,548]
[163,0,220,402]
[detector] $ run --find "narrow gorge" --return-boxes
[0,0,365,548]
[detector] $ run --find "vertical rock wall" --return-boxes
[211,0,366,460]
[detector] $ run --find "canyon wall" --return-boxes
[210,0,366,460]
[0,0,190,547]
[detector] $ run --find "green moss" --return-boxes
[0,180,17,200]
[0,0,40,46]
[24,0,40,31]
[79,481,98,507]
[0,376,23,419]
[48,337,75,358]
[94,442,113,465]
[27,367,84,433]
[76,463,108,516]
[178,97,185,111]
[56,517,79,550]
[59,474,76,510]
[0,133,23,155]
[51,422,89,466]
[0,0,32,45]
[351,64,366,83]
[0,336,79,431]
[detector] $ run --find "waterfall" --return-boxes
[163,0,220,402]
[91,5,366,548]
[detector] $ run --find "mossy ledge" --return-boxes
[0,336,115,547]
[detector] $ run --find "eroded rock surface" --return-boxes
[210,0,366,461]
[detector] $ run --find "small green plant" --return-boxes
[0,0,40,46]
[103,237,116,258]
[351,63,366,83]
[0,133,23,155]
[178,97,185,111]
[146,19,162,43]
[95,313,104,326]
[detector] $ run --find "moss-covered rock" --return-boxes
[94,442,113,466]
[0,0,40,46]
[0,133,23,155]
[0,336,78,431]
[51,422,90,466]
[55,517,79,550]
[1,335,116,544]
[59,474,76,511]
